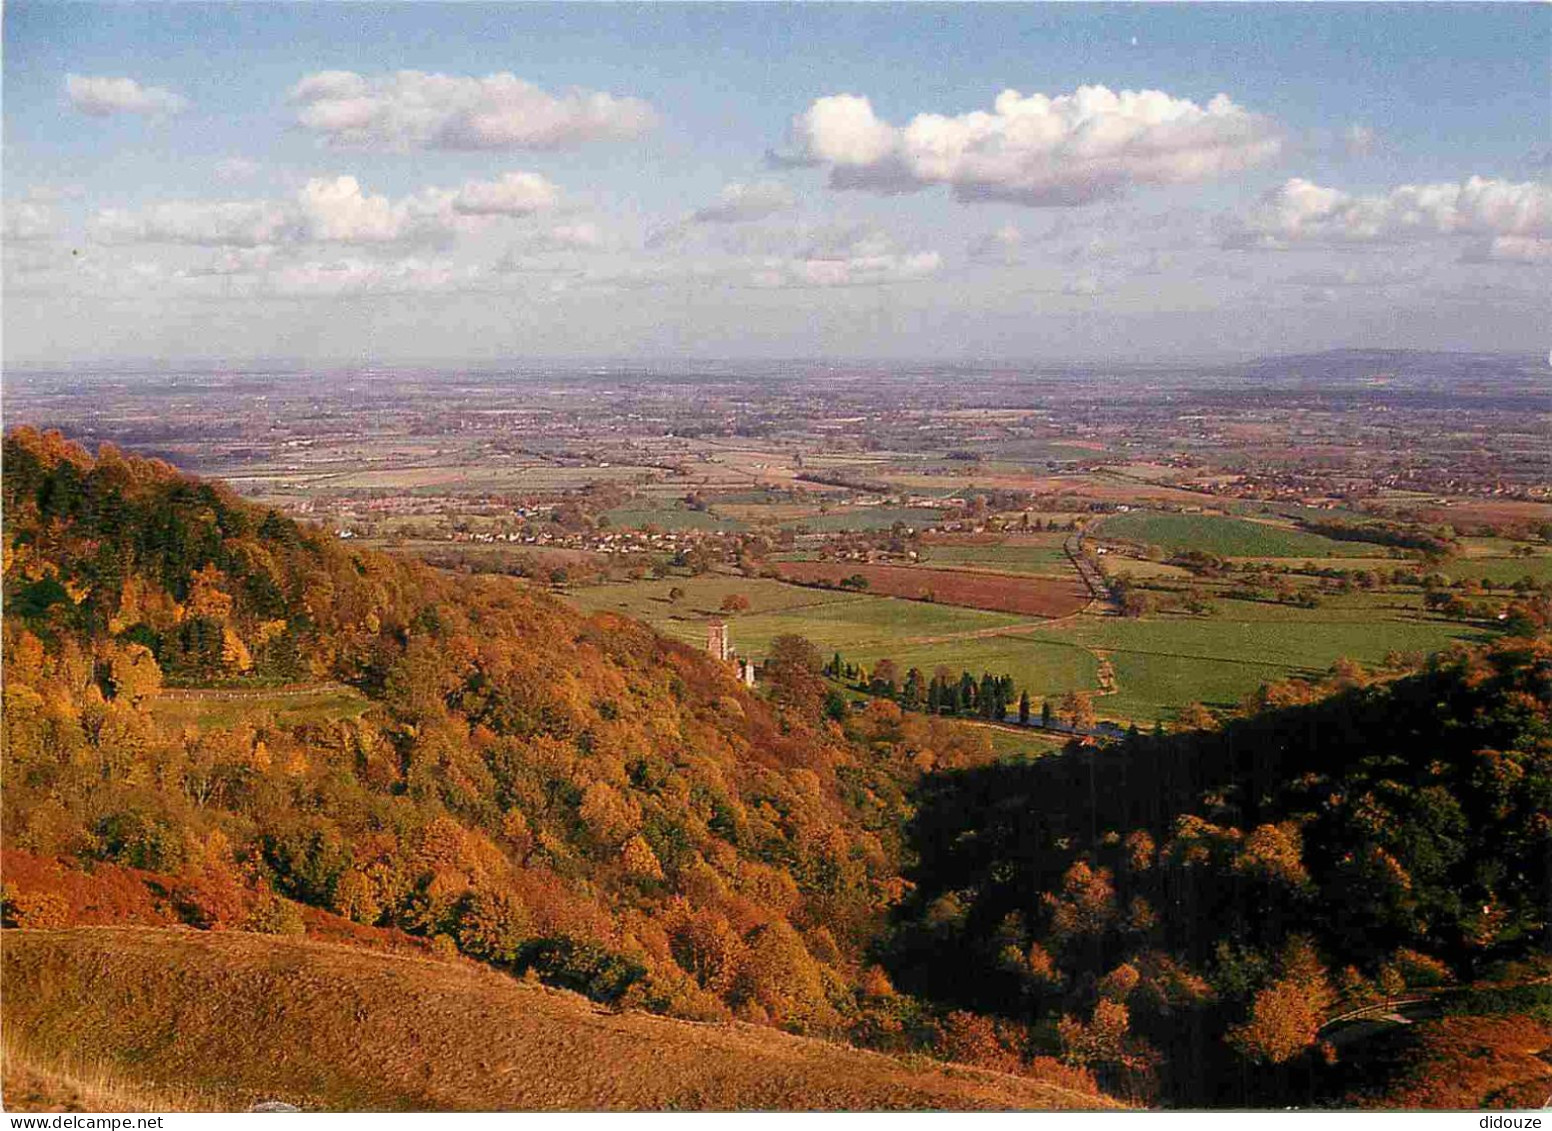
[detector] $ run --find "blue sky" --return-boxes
[4,2,1547,364]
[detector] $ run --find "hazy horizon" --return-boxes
[5,346,1544,377]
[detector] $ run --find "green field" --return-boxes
[1259,556,1411,572]
[1227,501,1379,524]
[603,505,746,532]
[1098,557,1196,580]
[1177,589,1438,623]
[1221,540,1552,585]
[702,599,1031,655]
[973,723,1071,761]
[712,489,803,505]
[148,685,372,730]
[1055,601,1488,720]
[847,632,1100,704]
[1437,555,1552,585]
[563,574,1032,655]
[841,593,1482,723]
[795,507,947,533]
[1095,650,1290,722]
[564,565,1500,727]
[1097,512,1374,559]
[916,538,1072,576]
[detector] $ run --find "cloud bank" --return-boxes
[90,172,561,249]
[787,85,1280,206]
[1228,175,1552,263]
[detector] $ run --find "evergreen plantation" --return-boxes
[3,428,1549,1107]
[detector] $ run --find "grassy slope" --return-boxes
[146,685,371,730]
[2,929,1115,1112]
[1347,1015,1552,1110]
[2,1053,219,1114]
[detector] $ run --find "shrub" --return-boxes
[96,811,187,873]
[934,1010,1022,1074]
[1226,978,1324,1065]
[1392,948,1455,989]
[1058,999,1131,1068]
[456,889,531,965]
[516,936,648,1005]
[0,885,69,929]
[245,891,306,936]
[171,868,250,930]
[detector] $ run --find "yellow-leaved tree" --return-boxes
[107,642,162,706]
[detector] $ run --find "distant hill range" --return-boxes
[1229,348,1544,384]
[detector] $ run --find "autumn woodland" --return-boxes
[1,427,1548,1109]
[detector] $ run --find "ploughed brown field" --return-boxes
[773,561,1090,619]
[1402,500,1552,526]
[1,929,1119,1113]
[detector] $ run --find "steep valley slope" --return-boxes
[2,928,1114,1111]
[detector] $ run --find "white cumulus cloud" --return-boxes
[66,74,188,117]
[90,171,561,249]
[289,70,656,152]
[786,85,1280,206]
[1226,175,1552,263]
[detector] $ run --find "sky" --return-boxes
[3,2,1548,366]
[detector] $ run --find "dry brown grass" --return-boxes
[1349,1014,1552,1110]
[2,928,1120,1112]
[2,1044,222,1113]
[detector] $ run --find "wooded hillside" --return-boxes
[0,429,1016,1061]
[887,635,1552,1103]
[4,427,1547,1109]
